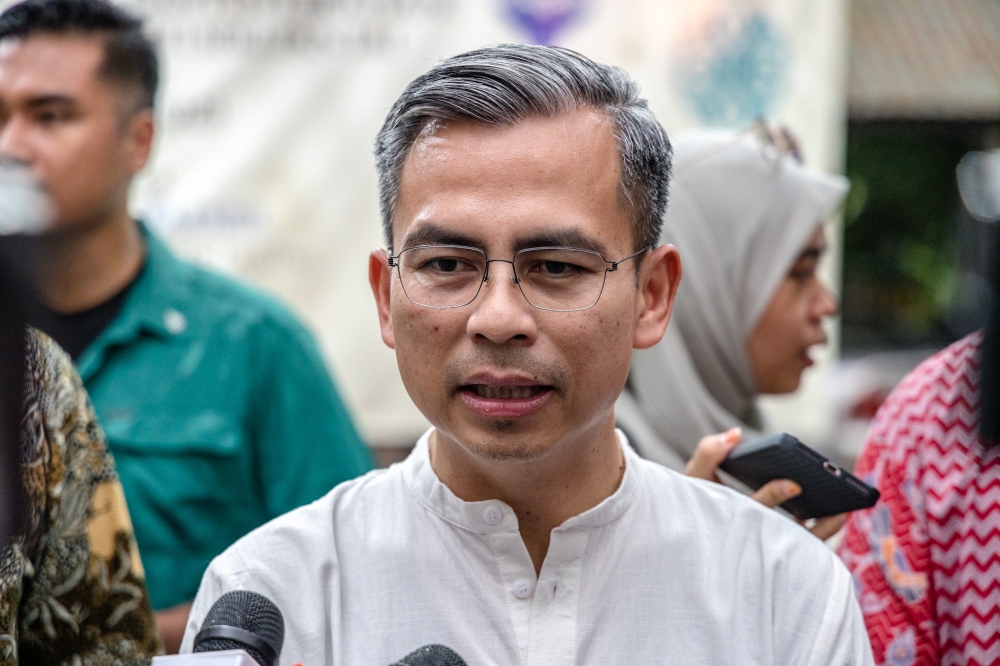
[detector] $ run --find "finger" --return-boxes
[809,513,848,541]
[685,428,742,481]
[751,479,801,508]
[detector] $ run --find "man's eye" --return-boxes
[544,261,570,274]
[430,258,459,272]
[36,110,67,124]
[531,261,583,276]
[422,257,475,273]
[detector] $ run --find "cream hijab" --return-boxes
[619,129,848,469]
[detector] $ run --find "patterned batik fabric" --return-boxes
[0,330,161,665]
[838,332,1000,666]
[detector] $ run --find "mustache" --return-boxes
[443,347,568,389]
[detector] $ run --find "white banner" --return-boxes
[12,0,850,446]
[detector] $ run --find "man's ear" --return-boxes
[126,108,154,175]
[633,244,682,349]
[369,249,396,349]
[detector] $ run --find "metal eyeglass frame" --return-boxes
[387,244,653,312]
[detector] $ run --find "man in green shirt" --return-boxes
[0,0,374,651]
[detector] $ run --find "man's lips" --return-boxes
[456,374,555,419]
[469,384,545,399]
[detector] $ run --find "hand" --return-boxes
[155,601,192,654]
[685,428,847,541]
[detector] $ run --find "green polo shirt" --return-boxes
[78,227,373,610]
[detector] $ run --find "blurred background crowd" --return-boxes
[0,0,997,664]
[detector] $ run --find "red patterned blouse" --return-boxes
[838,332,1000,666]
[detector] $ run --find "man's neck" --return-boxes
[37,210,146,314]
[429,417,626,575]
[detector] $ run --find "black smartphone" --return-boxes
[718,433,880,520]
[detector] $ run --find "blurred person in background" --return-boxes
[616,125,849,539]
[0,0,373,652]
[1,232,159,663]
[835,224,1000,663]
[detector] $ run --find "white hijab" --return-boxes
[619,129,848,469]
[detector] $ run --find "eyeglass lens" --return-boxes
[395,245,609,311]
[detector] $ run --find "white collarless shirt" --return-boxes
[181,430,873,666]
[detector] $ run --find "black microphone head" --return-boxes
[194,590,284,666]
[391,644,468,666]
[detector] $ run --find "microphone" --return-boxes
[0,160,50,235]
[151,590,285,666]
[389,644,469,666]
[152,591,284,666]
[193,590,285,666]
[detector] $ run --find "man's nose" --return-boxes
[465,260,538,345]
[0,116,32,163]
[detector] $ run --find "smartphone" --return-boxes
[718,433,880,520]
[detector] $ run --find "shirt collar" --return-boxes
[76,224,190,381]
[402,428,643,535]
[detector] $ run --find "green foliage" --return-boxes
[842,124,974,350]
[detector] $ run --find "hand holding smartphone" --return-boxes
[718,433,880,520]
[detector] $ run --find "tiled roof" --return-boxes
[849,0,1000,120]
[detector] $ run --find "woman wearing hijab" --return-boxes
[617,125,847,536]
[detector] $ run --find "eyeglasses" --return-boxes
[387,244,651,312]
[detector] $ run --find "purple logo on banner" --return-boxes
[505,0,586,45]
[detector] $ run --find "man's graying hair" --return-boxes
[374,44,672,254]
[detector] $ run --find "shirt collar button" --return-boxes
[482,506,503,526]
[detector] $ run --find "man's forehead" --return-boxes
[393,108,627,251]
[0,34,105,97]
[407,109,614,161]
[398,110,620,201]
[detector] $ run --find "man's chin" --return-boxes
[438,421,556,464]
[464,440,552,464]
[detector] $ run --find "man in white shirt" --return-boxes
[182,44,873,665]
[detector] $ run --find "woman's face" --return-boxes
[746,225,838,394]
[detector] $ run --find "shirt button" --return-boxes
[482,506,503,525]
[512,579,534,599]
[163,308,187,334]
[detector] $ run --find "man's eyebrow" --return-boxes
[24,94,77,109]
[399,224,611,256]
[400,223,482,251]
[513,229,608,256]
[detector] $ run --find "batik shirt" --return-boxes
[0,331,161,665]
[838,332,1000,666]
